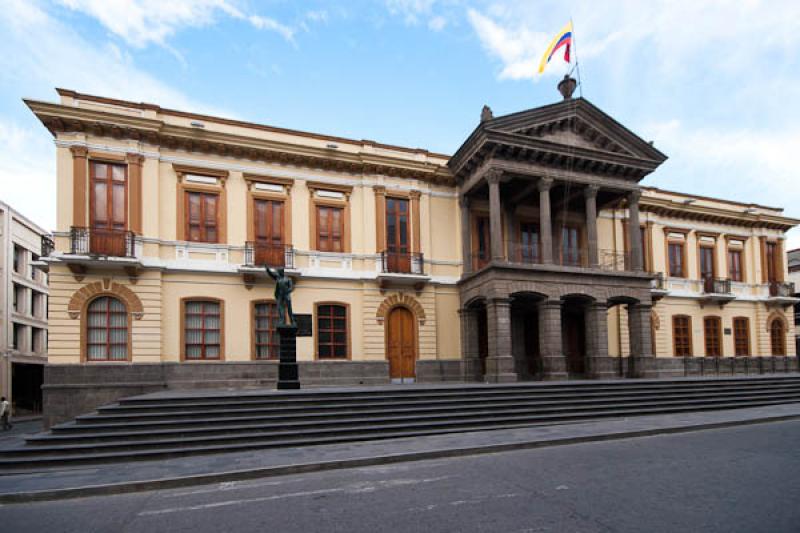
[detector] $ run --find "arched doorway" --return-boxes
[387,307,417,383]
[770,318,786,356]
[561,295,592,377]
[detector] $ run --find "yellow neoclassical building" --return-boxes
[25,83,799,425]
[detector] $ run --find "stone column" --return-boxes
[538,178,554,265]
[487,170,504,261]
[584,185,600,268]
[628,190,644,271]
[585,302,614,379]
[628,303,657,378]
[459,307,482,381]
[459,195,472,274]
[485,297,517,382]
[70,146,89,227]
[537,299,567,380]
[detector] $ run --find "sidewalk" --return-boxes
[0,403,798,504]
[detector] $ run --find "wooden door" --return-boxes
[90,162,127,255]
[766,242,778,282]
[386,198,410,273]
[474,216,491,269]
[700,246,714,291]
[254,199,284,266]
[387,307,416,380]
[186,192,219,243]
[562,309,586,375]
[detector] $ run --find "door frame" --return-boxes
[385,305,419,383]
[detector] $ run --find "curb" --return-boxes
[1,413,799,504]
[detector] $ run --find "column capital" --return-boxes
[488,297,512,308]
[584,184,600,199]
[628,189,642,205]
[409,189,422,200]
[126,152,145,166]
[588,301,609,311]
[69,145,88,158]
[373,185,386,197]
[486,169,503,185]
[537,298,563,310]
[537,177,554,192]
[629,302,652,312]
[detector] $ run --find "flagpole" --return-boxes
[570,16,583,98]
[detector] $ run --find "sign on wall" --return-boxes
[295,314,313,337]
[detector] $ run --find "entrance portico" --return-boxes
[453,78,667,382]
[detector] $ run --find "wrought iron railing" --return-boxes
[472,250,490,271]
[557,247,585,267]
[41,235,54,258]
[506,241,541,265]
[702,276,732,295]
[599,249,631,271]
[769,281,796,297]
[244,242,294,269]
[380,250,424,275]
[70,227,136,257]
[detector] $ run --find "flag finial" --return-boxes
[557,74,577,100]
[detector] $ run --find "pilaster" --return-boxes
[485,297,516,382]
[537,298,567,380]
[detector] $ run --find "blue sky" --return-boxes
[2,0,799,247]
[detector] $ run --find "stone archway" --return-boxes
[68,279,144,320]
[376,293,426,325]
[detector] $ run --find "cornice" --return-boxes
[641,197,800,231]
[26,99,455,187]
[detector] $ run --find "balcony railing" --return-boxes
[599,250,631,272]
[506,241,541,265]
[472,250,490,271]
[380,250,424,275]
[41,235,54,258]
[244,242,294,269]
[650,272,667,291]
[702,276,732,295]
[70,227,136,258]
[557,247,585,268]
[769,281,796,297]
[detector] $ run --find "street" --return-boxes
[2,419,800,532]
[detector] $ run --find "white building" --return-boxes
[0,200,50,415]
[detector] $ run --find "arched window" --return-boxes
[253,301,279,359]
[86,296,128,361]
[770,318,786,356]
[183,299,222,360]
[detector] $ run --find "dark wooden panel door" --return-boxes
[700,246,715,291]
[90,162,127,255]
[386,197,410,272]
[563,310,586,375]
[387,307,416,380]
[254,199,284,266]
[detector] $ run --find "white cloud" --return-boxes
[428,15,447,31]
[386,0,437,24]
[56,0,297,47]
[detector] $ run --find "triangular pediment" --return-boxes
[480,98,666,162]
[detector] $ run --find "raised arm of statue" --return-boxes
[266,267,279,281]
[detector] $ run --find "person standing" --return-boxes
[0,397,11,431]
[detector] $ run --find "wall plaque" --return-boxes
[295,314,313,337]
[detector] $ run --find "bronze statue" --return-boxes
[266,267,296,326]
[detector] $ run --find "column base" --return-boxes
[462,358,484,382]
[585,356,620,380]
[541,355,568,380]
[485,355,517,383]
[627,356,659,379]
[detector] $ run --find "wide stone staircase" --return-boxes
[3,375,800,471]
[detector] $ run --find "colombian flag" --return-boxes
[538,21,573,74]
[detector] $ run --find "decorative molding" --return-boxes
[67,281,144,320]
[375,293,427,325]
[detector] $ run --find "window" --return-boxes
[385,197,410,272]
[474,215,490,269]
[317,304,348,359]
[672,315,692,356]
[316,205,344,252]
[185,191,219,243]
[703,316,722,357]
[519,222,539,263]
[699,245,714,281]
[90,161,128,256]
[253,302,279,360]
[728,249,743,282]
[765,242,778,282]
[30,253,38,280]
[13,244,24,274]
[561,226,580,266]
[86,296,128,361]
[184,300,222,360]
[770,318,786,356]
[668,242,684,277]
[733,317,750,356]
[12,324,24,350]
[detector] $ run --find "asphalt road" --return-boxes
[2,420,800,533]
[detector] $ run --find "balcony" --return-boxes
[767,281,798,307]
[70,227,136,258]
[380,251,424,275]
[700,276,734,306]
[650,272,669,301]
[378,250,428,291]
[40,235,54,258]
[244,242,294,269]
[506,242,541,266]
[599,250,631,272]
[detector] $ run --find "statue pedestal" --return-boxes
[277,324,300,390]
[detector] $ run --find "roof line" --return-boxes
[642,186,784,212]
[54,88,451,160]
